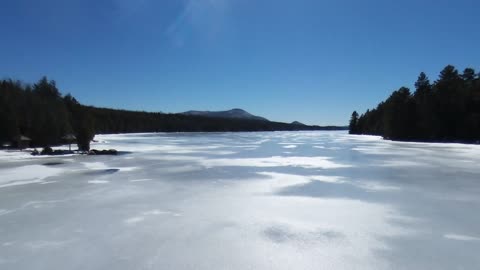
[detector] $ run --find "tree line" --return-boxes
[0,77,339,150]
[0,77,95,151]
[349,65,480,142]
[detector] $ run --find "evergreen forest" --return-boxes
[349,65,480,143]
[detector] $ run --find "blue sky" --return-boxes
[1,0,479,125]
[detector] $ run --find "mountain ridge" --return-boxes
[181,108,268,122]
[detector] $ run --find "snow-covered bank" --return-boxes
[1,131,480,269]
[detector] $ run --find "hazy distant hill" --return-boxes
[291,121,306,126]
[182,108,268,121]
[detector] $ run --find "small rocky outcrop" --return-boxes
[88,149,118,155]
[33,147,74,156]
[40,147,54,155]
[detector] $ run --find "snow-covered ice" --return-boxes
[1,131,480,269]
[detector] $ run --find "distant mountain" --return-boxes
[181,108,268,121]
[291,121,306,126]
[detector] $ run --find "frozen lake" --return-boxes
[1,131,480,269]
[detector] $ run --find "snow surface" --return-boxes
[1,131,480,269]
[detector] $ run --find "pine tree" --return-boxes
[349,111,359,134]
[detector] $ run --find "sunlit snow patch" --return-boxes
[124,209,181,225]
[130,179,153,182]
[444,234,480,241]
[282,145,298,149]
[88,180,110,184]
[0,165,62,188]
[83,162,109,170]
[202,156,351,169]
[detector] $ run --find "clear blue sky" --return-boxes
[1,0,479,125]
